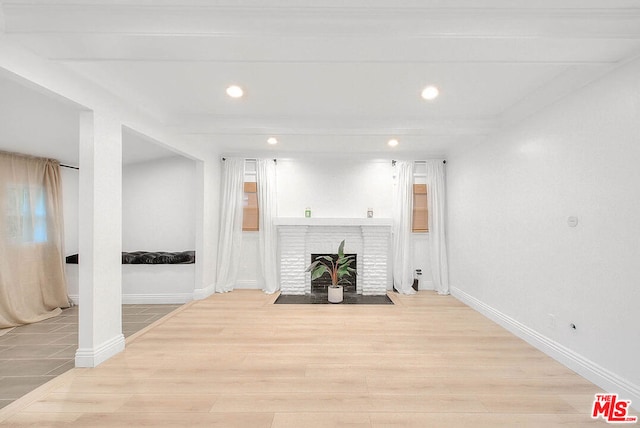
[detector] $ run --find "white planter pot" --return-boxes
[328,285,343,303]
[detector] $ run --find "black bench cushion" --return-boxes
[66,251,195,264]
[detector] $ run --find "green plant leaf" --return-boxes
[337,265,348,274]
[339,255,355,265]
[304,240,358,285]
[338,277,352,285]
[305,260,323,272]
[310,265,329,280]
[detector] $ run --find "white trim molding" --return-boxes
[192,282,216,300]
[74,334,125,368]
[451,286,640,410]
[122,293,192,304]
[69,293,193,305]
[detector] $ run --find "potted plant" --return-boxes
[305,240,356,303]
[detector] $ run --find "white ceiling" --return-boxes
[2,0,640,161]
[0,76,182,166]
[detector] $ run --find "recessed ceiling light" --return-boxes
[267,137,278,145]
[421,85,439,100]
[226,85,244,98]
[388,139,399,147]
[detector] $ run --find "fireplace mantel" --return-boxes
[273,217,392,227]
[275,217,391,295]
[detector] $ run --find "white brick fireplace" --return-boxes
[274,218,392,295]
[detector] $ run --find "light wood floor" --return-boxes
[0,291,608,427]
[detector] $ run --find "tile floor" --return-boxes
[0,304,182,409]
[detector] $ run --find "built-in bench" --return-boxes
[65,251,196,304]
[65,250,195,265]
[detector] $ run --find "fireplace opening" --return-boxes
[310,253,357,293]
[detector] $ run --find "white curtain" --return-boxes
[392,161,416,294]
[426,160,450,295]
[0,151,69,328]
[215,158,245,293]
[256,159,279,294]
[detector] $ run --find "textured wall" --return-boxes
[447,58,640,398]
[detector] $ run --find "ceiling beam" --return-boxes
[9,34,638,64]
[4,4,640,39]
[168,115,498,137]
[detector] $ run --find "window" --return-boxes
[242,181,259,231]
[412,183,428,233]
[5,185,48,243]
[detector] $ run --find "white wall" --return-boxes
[277,158,394,218]
[61,167,80,297]
[122,156,196,251]
[61,167,79,255]
[447,58,640,403]
[63,155,199,301]
[118,156,197,302]
[237,157,433,290]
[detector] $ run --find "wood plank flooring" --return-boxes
[0,291,609,427]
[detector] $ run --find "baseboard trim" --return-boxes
[451,286,640,409]
[75,334,125,367]
[122,293,192,304]
[68,293,193,305]
[192,282,216,300]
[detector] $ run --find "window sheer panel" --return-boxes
[215,157,245,293]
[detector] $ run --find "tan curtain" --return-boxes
[0,151,69,328]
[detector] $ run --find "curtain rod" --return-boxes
[221,158,277,164]
[60,164,79,170]
[391,160,447,166]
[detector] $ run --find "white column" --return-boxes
[279,225,308,295]
[361,225,391,295]
[75,111,124,367]
[193,157,220,299]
